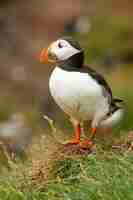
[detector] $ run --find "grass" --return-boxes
[0,113,132,200]
[45,152,133,200]
[0,147,133,200]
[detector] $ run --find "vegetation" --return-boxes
[0,145,133,200]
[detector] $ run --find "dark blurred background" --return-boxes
[0,0,132,156]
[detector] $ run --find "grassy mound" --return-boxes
[0,135,133,200]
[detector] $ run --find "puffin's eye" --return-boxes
[58,42,63,48]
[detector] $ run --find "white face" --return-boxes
[49,39,81,61]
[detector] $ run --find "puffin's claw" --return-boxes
[79,139,93,149]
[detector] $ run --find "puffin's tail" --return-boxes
[113,98,123,104]
[100,98,124,128]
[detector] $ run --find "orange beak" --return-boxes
[39,48,49,63]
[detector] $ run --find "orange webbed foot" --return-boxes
[79,139,93,149]
[67,138,80,145]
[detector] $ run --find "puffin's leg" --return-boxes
[89,127,97,140]
[68,123,81,144]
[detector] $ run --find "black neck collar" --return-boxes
[58,51,84,70]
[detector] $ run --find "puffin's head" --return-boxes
[39,37,84,65]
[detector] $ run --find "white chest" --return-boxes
[49,67,104,121]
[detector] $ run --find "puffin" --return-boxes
[39,37,124,148]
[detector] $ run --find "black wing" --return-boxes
[80,65,113,101]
